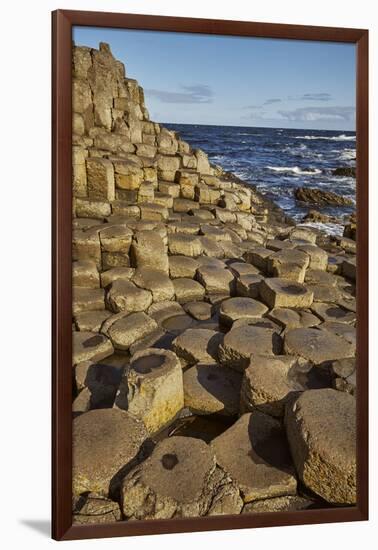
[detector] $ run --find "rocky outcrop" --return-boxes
[285,389,356,504]
[71,42,357,522]
[332,167,356,177]
[294,187,354,206]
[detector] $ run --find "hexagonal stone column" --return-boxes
[284,327,355,363]
[218,325,282,371]
[267,249,310,282]
[114,348,184,434]
[172,328,223,365]
[260,277,314,309]
[285,389,356,504]
[219,297,268,327]
[73,409,147,496]
[183,364,242,415]
[121,436,216,519]
[211,412,297,502]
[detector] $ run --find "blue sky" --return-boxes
[73,27,356,131]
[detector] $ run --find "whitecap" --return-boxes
[293,134,355,141]
[339,149,356,161]
[266,165,322,175]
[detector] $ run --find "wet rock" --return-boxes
[284,327,354,363]
[73,493,122,524]
[285,389,356,504]
[106,279,152,313]
[302,209,331,224]
[108,312,158,351]
[294,187,354,206]
[218,325,281,371]
[172,328,223,365]
[115,348,184,434]
[121,436,216,519]
[173,278,205,303]
[73,331,114,365]
[219,297,268,327]
[332,167,356,177]
[211,412,297,502]
[260,278,314,309]
[184,364,242,415]
[73,409,147,496]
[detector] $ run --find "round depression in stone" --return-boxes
[139,436,215,503]
[130,348,179,377]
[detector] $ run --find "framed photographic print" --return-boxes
[52,10,368,541]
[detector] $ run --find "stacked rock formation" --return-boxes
[72,43,357,523]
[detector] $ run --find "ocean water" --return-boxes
[165,124,356,235]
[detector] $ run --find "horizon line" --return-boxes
[162,121,356,133]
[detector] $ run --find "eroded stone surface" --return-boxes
[73,493,122,524]
[73,331,114,365]
[219,297,268,327]
[211,412,297,502]
[218,325,281,370]
[115,348,184,433]
[172,329,223,365]
[121,436,217,519]
[260,278,314,309]
[285,389,356,504]
[284,327,354,363]
[73,409,148,496]
[108,312,158,351]
[184,364,242,415]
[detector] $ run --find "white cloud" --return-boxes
[277,106,355,122]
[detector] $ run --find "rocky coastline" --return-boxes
[72,43,357,524]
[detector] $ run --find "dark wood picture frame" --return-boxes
[52,9,369,541]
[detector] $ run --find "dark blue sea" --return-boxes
[165,124,356,235]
